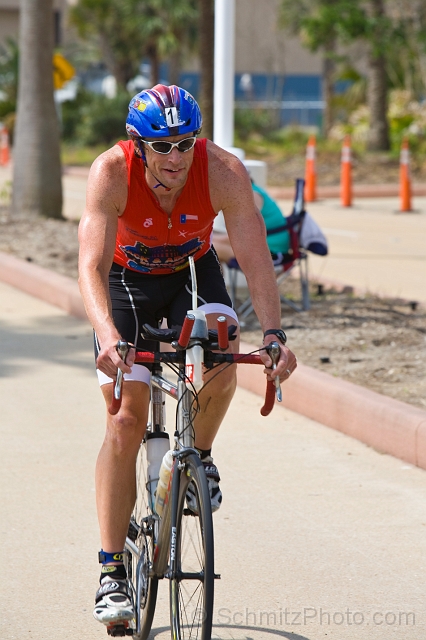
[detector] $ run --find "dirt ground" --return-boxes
[0,205,425,411]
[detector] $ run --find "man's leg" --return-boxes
[93,380,150,626]
[193,311,239,449]
[97,380,150,552]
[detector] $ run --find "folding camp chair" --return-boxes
[227,178,311,320]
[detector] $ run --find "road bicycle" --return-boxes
[106,257,282,640]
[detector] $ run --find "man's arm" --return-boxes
[207,141,297,378]
[78,146,134,378]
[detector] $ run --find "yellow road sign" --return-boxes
[53,53,75,90]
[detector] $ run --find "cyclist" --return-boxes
[78,84,297,627]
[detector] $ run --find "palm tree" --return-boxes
[280,0,339,137]
[365,0,390,150]
[11,0,62,219]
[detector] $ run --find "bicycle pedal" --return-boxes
[106,622,133,637]
[214,573,221,579]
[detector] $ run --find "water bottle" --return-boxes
[185,308,208,391]
[146,432,170,512]
[154,449,174,516]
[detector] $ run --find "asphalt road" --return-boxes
[1,280,426,640]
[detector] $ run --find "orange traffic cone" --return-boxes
[340,135,352,207]
[0,125,10,166]
[304,135,317,202]
[399,138,412,212]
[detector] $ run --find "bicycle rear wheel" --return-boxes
[169,453,214,640]
[125,440,158,640]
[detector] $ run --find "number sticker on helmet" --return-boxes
[166,107,178,127]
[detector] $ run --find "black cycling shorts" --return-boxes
[94,249,235,359]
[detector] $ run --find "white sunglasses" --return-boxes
[141,136,197,154]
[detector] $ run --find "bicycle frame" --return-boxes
[116,257,283,639]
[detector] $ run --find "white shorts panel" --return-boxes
[96,364,151,387]
[197,303,239,325]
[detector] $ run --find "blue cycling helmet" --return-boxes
[126,84,202,138]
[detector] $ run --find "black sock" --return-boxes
[197,448,211,460]
[100,563,127,583]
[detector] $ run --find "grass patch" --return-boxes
[61,142,110,166]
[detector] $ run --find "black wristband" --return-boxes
[263,329,287,345]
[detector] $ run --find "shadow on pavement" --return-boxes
[0,313,94,377]
[149,624,312,639]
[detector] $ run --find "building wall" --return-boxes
[235,0,322,75]
[0,0,68,47]
[0,8,19,44]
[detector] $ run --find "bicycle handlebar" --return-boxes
[107,317,282,416]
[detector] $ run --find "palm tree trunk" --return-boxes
[322,40,335,137]
[11,0,63,219]
[366,0,390,151]
[148,44,160,85]
[366,50,390,151]
[199,0,214,140]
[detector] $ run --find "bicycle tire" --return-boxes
[169,453,214,640]
[125,440,158,640]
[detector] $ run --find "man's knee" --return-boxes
[106,410,145,455]
[205,363,237,395]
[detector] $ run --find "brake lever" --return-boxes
[267,341,282,403]
[114,340,129,401]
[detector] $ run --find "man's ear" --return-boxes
[131,137,141,156]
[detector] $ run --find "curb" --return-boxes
[1,250,425,470]
[0,252,87,320]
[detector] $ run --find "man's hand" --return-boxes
[96,339,136,379]
[261,335,297,383]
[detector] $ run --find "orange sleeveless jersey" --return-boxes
[113,139,217,274]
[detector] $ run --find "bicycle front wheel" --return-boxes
[169,453,214,640]
[125,440,158,640]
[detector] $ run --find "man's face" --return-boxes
[135,133,196,191]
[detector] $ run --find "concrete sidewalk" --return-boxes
[1,281,425,640]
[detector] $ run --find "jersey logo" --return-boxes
[144,218,154,228]
[180,214,198,223]
[119,238,204,272]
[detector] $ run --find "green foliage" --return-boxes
[61,87,131,146]
[61,87,94,140]
[0,100,15,119]
[73,91,131,146]
[329,89,426,155]
[234,108,276,141]
[2,112,15,144]
[70,0,198,87]
[61,141,109,166]
[280,0,395,55]
[0,38,19,120]
[267,126,310,148]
